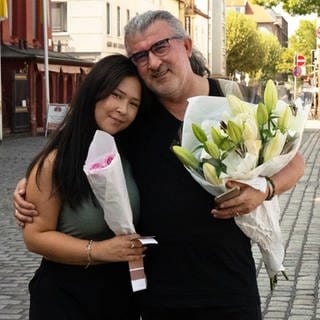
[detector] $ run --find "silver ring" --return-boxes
[130,241,135,249]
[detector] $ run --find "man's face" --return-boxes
[126,20,192,100]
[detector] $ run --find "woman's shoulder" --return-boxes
[28,149,57,184]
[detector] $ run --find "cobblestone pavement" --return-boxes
[0,127,319,320]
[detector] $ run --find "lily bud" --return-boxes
[220,138,234,151]
[227,95,251,115]
[192,123,207,143]
[263,130,287,162]
[203,141,220,159]
[256,103,269,126]
[243,118,259,140]
[202,162,222,185]
[211,127,223,146]
[172,146,200,170]
[278,105,292,133]
[264,80,278,113]
[244,139,261,158]
[227,120,243,145]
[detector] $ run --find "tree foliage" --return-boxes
[226,11,266,75]
[289,19,316,68]
[272,20,316,75]
[252,0,320,15]
[259,32,283,81]
[276,47,295,74]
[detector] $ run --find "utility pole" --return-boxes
[317,17,320,119]
[43,0,50,136]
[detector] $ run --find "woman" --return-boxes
[23,54,145,320]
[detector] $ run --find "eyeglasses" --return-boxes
[129,36,182,67]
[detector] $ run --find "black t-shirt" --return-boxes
[126,79,260,308]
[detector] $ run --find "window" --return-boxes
[106,2,110,35]
[52,1,67,33]
[117,6,120,37]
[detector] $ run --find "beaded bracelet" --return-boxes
[85,240,93,269]
[265,176,275,201]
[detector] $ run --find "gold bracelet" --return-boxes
[265,176,275,201]
[84,240,93,269]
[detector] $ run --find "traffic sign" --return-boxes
[293,66,302,77]
[296,54,305,67]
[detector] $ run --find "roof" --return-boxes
[1,44,93,67]
[225,0,247,6]
[248,3,275,23]
[225,0,276,24]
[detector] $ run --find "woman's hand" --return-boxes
[211,180,268,219]
[92,234,147,263]
[13,178,38,227]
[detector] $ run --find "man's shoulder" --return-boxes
[209,78,245,99]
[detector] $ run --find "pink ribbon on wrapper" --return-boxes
[128,237,158,292]
[129,259,147,292]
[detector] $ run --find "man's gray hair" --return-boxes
[124,10,210,77]
[124,10,188,44]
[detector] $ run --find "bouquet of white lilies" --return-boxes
[172,80,310,289]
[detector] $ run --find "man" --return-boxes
[14,10,304,320]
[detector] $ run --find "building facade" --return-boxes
[1,0,227,136]
[225,0,288,48]
[1,0,93,136]
[51,0,226,73]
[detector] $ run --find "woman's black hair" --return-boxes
[26,54,142,208]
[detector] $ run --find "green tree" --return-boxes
[259,32,283,81]
[226,11,266,76]
[289,19,316,68]
[273,20,316,76]
[276,47,295,74]
[252,0,320,15]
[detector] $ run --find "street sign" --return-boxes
[293,66,302,77]
[296,54,306,67]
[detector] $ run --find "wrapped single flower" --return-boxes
[84,130,158,292]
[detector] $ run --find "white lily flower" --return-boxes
[263,130,287,162]
[243,118,259,141]
[245,139,261,159]
[222,151,258,178]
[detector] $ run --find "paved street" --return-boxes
[0,124,319,320]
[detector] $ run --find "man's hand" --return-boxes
[211,180,267,219]
[13,178,38,227]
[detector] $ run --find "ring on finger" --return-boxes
[130,241,135,249]
[235,211,240,217]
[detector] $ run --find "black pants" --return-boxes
[141,305,262,320]
[29,259,140,320]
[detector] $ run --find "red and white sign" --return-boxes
[296,55,305,67]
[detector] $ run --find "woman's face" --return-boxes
[95,76,141,135]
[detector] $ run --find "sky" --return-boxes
[274,5,318,36]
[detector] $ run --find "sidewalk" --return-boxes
[0,127,320,319]
[305,120,320,129]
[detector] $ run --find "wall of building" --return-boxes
[53,0,179,61]
[51,0,226,75]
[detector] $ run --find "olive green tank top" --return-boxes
[57,157,140,241]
